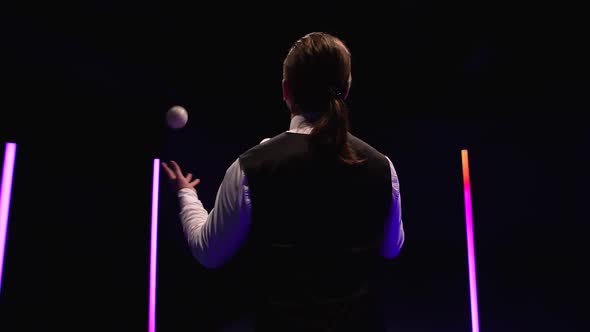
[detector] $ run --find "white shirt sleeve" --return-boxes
[177,158,252,269]
[381,156,405,259]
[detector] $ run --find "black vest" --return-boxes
[237,132,392,306]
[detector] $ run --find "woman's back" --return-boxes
[235,131,394,331]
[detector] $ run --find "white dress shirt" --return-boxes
[177,115,405,269]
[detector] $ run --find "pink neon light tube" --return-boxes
[0,142,17,295]
[461,149,480,332]
[149,159,160,332]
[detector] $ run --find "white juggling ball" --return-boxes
[166,105,188,129]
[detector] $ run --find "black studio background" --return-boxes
[0,1,589,331]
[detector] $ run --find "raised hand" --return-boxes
[161,160,201,192]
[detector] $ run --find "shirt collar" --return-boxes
[288,115,314,134]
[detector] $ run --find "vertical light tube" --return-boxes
[149,159,160,332]
[0,142,17,295]
[461,149,480,332]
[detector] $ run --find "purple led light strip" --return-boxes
[0,142,17,295]
[461,149,479,332]
[149,159,160,332]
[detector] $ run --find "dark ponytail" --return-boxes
[309,94,363,164]
[283,32,364,165]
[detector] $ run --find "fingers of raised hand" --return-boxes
[161,162,176,180]
[169,160,184,178]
